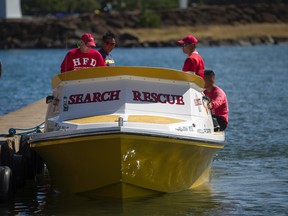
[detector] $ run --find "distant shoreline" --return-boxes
[120,23,288,47]
[1,23,287,49]
[1,3,288,49]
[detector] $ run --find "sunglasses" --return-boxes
[182,42,191,47]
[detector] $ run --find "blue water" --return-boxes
[0,45,288,215]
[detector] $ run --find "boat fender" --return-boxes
[0,166,12,201]
[18,135,44,179]
[0,141,14,166]
[11,154,26,189]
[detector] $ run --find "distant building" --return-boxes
[179,0,188,9]
[0,0,22,18]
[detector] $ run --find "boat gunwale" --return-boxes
[30,128,225,148]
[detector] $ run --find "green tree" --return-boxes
[21,0,100,15]
[112,0,178,11]
[21,0,287,15]
[139,11,162,28]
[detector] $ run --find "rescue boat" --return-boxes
[30,66,225,199]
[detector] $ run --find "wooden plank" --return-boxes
[0,98,47,136]
[68,115,120,124]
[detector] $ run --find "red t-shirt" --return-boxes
[61,48,106,73]
[182,52,205,78]
[204,85,229,124]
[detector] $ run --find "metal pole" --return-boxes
[179,0,188,9]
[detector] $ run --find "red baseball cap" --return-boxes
[81,33,96,47]
[177,35,198,45]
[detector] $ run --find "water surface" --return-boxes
[0,45,287,215]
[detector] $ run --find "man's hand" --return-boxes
[208,102,213,109]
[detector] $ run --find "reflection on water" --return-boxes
[1,168,244,215]
[0,168,50,215]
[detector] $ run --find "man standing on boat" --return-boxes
[204,70,229,131]
[98,31,116,66]
[177,35,205,78]
[60,33,106,73]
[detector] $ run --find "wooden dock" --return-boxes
[0,99,47,200]
[0,98,47,136]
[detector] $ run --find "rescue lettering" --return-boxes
[68,90,121,104]
[132,90,184,105]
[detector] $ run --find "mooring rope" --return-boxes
[0,122,45,137]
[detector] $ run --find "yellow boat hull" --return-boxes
[31,133,223,198]
[31,66,226,198]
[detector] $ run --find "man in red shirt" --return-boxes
[60,33,106,73]
[204,70,229,131]
[177,35,205,78]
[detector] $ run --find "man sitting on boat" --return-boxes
[60,33,106,73]
[204,70,229,131]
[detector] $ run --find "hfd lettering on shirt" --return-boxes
[73,58,97,67]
